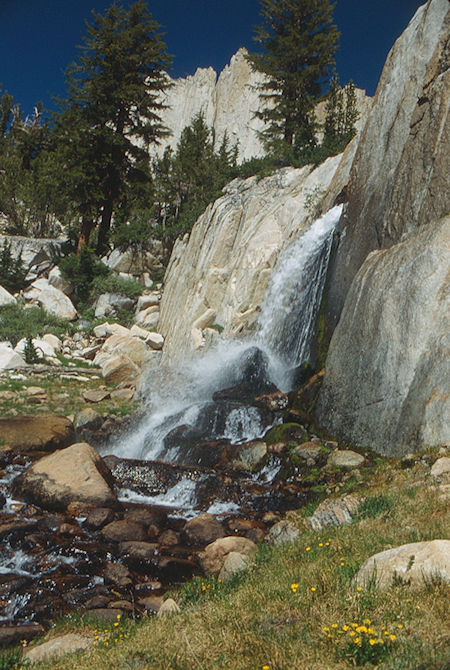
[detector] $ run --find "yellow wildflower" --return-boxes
[390,634,396,641]
[356,586,362,591]
[363,619,371,625]
[262,665,270,670]
[342,625,349,632]
[397,624,403,629]
[113,622,119,627]
[331,624,338,629]
[322,626,330,632]
[369,639,376,646]
[318,542,323,547]
[349,631,356,637]
[291,583,298,593]
[311,586,316,592]
[306,546,311,551]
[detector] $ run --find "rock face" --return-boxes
[158,156,344,363]
[12,442,117,511]
[0,284,16,306]
[318,215,450,455]
[154,49,267,163]
[327,0,450,324]
[355,540,450,589]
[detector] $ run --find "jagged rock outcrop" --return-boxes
[0,235,65,280]
[318,214,450,456]
[153,48,267,163]
[158,154,345,363]
[154,48,372,164]
[326,0,449,325]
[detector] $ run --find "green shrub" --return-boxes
[90,273,143,299]
[0,240,28,293]
[59,246,109,306]
[355,494,394,520]
[0,303,73,346]
[23,335,42,363]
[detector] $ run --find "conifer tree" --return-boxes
[53,1,172,254]
[247,0,339,159]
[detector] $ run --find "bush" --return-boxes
[90,273,143,300]
[0,303,73,346]
[0,240,28,293]
[59,246,109,306]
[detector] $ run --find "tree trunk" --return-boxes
[96,201,113,256]
[77,218,94,254]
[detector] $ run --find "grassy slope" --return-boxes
[14,451,449,670]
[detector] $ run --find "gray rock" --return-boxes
[157,598,180,617]
[94,293,134,318]
[0,284,16,306]
[318,215,450,456]
[266,520,299,546]
[24,278,77,321]
[75,408,103,431]
[307,494,362,531]
[431,457,450,479]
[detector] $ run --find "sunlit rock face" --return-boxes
[153,48,372,165]
[157,155,345,364]
[152,48,267,163]
[327,0,450,325]
[317,214,450,457]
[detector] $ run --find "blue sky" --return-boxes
[0,0,424,117]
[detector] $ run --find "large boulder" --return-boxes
[12,442,117,511]
[355,540,450,590]
[94,293,135,318]
[24,278,77,321]
[0,414,74,452]
[183,513,225,545]
[0,344,27,370]
[318,215,450,456]
[94,334,149,367]
[327,0,449,326]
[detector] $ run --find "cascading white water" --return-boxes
[257,205,342,376]
[106,205,342,466]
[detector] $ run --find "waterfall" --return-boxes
[106,205,342,463]
[257,204,342,367]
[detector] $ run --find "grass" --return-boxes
[14,454,449,670]
[0,369,138,419]
[0,303,75,346]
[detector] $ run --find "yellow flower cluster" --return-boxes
[322,618,402,648]
[92,614,129,648]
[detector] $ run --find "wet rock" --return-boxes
[306,494,362,531]
[254,392,289,412]
[327,450,365,469]
[0,491,5,508]
[198,536,257,576]
[124,506,167,528]
[183,513,225,545]
[103,562,133,588]
[108,600,134,612]
[0,624,45,647]
[355,540,450,590]
[158,530,179,546]
[266,520,299,546]
[85,507,115,530]
[0,519,40,540]
[246,527,266,543]
[0,415,75,453]
[101,520,147,543]
[85,595,111,609]
[120,541,158,561]
[236,441,267,471]
[0,444,14,467]
[264,423,308,446]
[12,442,117,511]
[218,551,250,582]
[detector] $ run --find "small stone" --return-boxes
[108,600,134,612]
[327,450,365,469]
[85,507,115,530]
[307,494,362,531]
[183,513,224,545]
[138,596,164,613]
[102,520,147,543]
[266,520,299,546]
[157,598,180,617]
[158,529,179,546]
[103,562,132,587]
[24,634,91,664]
[111,387,135,401]
[83,389,110,403]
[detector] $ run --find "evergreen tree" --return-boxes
[247,0,339,159]
[323,76,358,153]
[53,1,171,254]
[151,113,238,250]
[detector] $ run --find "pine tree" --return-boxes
[247,0,339,159]
[53,1,172,254]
